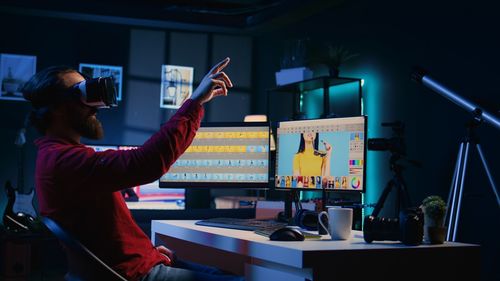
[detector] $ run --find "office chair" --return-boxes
[42,217,127,281]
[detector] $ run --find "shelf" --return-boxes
[266,75,363,120]
[268,76,361,93]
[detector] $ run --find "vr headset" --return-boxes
[71,76,118,108]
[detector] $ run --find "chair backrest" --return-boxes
[42,217,128,281]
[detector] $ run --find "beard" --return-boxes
[70,107,104,140]
[79,115,104,140]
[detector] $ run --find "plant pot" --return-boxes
[424,226,446,244]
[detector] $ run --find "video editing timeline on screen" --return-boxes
[275,116,365,191]
[161,125,270,184]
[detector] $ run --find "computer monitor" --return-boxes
[89,144,118,152]
[275,116,366,192]
[85,144,185,208]
[159,122,270,188]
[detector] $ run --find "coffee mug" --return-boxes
[318,207,353,240]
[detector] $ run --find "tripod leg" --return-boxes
[398,176,412,208]
[371,179,395,218]
[452,142,470,242]
[447,142,467,241]
[475,144,500,207]
[447,143,463,240]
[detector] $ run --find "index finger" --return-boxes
[210,57,230,74]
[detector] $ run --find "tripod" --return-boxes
[446,114,500,242]
[371,153,412,218]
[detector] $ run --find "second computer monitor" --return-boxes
[275,116,366,192]
[159,122,270,188]
[86,144,185,205]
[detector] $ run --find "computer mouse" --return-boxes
[269,227,305,241]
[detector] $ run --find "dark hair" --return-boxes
[22,66,78,133]
[296,132,319,154]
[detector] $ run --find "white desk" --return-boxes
[152,220,480,281]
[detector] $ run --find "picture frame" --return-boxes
[79,63,123,101]
[0,53,37,101]
[160,65,194,109]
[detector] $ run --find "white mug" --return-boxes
[318,207,353,240]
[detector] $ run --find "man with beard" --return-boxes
[23,58,243,281]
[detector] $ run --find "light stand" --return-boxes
[412,68,500,242]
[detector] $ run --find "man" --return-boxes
[23,58,243,281]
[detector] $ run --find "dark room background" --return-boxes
[1,0,498,279]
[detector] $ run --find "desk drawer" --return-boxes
[245,263,308,281]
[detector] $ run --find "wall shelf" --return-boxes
[266,76,363,121]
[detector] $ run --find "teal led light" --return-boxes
[331,70,383,221]
[361,97,365,116]
[355,73,384,216]
[302,89,322,118]
[296,72,383,216]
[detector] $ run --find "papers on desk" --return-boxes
[287,226,322,239]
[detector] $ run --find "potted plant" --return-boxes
[421,195,447,244]
[321,44,359,77]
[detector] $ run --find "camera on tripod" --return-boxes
[363,121,424,246]
[367,121,405,155]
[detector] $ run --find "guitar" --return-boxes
[2,114,37,231]
[12,125,37,218]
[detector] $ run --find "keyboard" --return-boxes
[195,217,288,231]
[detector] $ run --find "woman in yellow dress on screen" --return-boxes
[293,131,332,185]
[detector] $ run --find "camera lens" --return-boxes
[363,215,400,243]
[399,208,424,246]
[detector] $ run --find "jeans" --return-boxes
[140,260,245,281]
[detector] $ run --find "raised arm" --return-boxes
[54,58,233,192]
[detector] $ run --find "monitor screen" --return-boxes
[89,144,118,152]
[86,144,185,209]
[275,116,366,192]
[159,122,270,188]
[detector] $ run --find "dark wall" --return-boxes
[254,0,499,279]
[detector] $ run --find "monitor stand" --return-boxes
[279,189,326,223]
[185,189,211,209]
[275,190,297,223]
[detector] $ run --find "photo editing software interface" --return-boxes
[275,116,366,191]
[160,123,270,187]
[86,144,185,206]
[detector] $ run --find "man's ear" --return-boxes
[51,103,68,119]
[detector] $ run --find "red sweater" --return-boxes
[34,99,204,280]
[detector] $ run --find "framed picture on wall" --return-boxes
[79,63,123,101]
[160,65,194,109]
[0,53,37,101]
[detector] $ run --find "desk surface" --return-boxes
[152,220,479,269]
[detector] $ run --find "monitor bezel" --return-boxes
[159,121,272,189]
[274,116,367,193]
